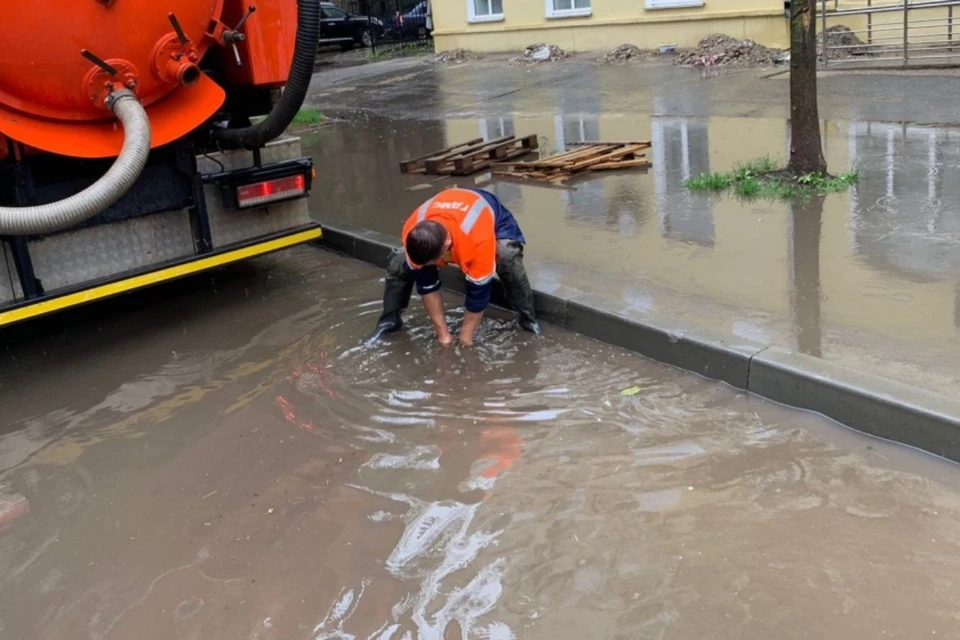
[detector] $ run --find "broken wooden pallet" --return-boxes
[398,138,483,173]
[492,141,651,185]
[398,134,540,177]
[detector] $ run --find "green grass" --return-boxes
[290,108,326,128]
[686,156,858,201]
[685,172,733,191]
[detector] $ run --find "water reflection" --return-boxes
[652,117,715,247]
[307,112,960,393]
[848,122,960,283]
[790,198,824,357]
[555,114,604,220]
[305,121,448,230]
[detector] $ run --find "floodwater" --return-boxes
[306,114,960,397]
[5,248,960,638]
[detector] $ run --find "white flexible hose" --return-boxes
[0,90,152,236]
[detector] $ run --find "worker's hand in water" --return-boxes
[459,336,474,347]
[437,329,455,346]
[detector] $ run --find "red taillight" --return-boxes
[236,174,307,208]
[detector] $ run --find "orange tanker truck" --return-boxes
[0,0,323,326]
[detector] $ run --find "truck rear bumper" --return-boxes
[0,135,319,327]
[0,224,321,328]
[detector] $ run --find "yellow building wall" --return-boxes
[432,0,789,52]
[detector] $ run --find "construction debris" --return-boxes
[493,142,651,186]
[676,34,787,67]
[431,48,483,64]
[510,43,568,65]
[399,135,540,176]
[601,44,654,64]
[818,25,872,59]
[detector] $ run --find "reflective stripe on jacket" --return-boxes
[402,188,498,287]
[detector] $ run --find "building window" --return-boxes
[546,0,591,19]
[468,0,504,22]
[645,0,704,9]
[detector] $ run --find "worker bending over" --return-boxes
[372,187,541,346]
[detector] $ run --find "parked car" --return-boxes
[383,1,432,40]
[319,2,385,50]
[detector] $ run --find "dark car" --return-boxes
[319,2,385,50]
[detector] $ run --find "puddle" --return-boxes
[2,249,960,638]
[307,115,960,396]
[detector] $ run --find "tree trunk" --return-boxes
[788,0,827,176]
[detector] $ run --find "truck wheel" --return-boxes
[361,29,374,48]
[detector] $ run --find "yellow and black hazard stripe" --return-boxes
[0,225,321,327]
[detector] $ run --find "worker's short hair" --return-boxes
[406,220,447,266]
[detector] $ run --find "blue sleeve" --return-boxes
[464,280,493,313]
[404,262,441,295]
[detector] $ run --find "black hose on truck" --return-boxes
[213,0,321,149]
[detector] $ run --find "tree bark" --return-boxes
[788,0,827,176]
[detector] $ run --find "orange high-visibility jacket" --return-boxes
[401,188,497,287]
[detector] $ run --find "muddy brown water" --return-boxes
[305,115,960,399]
[3,248,960,638]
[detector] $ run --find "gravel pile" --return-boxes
[818,25,872,59]
[601,44,653,64]
[676,34,787,67]
[510,43,568,65]
[431,48,483,64]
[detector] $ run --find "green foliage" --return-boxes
[685,157,858,201]
[291,108,325,128]
[685,172,732,191]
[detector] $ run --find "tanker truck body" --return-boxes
[0,0,322,326]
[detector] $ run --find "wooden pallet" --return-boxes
[398,135,540,177]
[492,141,651,185]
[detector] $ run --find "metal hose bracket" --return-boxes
[0,89,152,236]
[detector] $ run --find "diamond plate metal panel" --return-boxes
[204,184,311,248]
[29,211,195,292]
[0,244,23,304]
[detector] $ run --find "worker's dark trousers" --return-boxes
[372,240,540,339]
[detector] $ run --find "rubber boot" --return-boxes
[369,249,414,343]
[496,240,542,335]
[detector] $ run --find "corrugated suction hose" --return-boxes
[0,89,151,236]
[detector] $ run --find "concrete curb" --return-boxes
[314,223,960,463]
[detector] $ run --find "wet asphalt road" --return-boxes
[4,247,960,638]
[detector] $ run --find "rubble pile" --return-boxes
[676,34,787,67]
[510,43,568,65]
[818,25,872,59]
[431,48,482,64]
[601,44,654,64]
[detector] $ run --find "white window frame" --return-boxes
[545,0,592,20]
[645,0,704,9]
[467,0,504,23]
